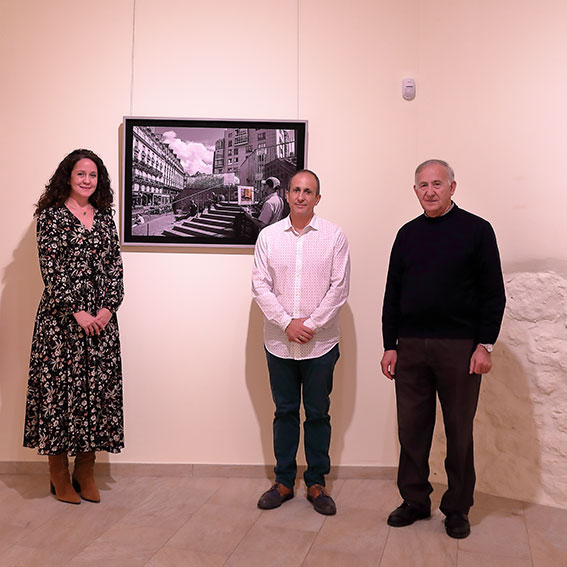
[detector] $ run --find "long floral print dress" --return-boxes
[24,206,125,455]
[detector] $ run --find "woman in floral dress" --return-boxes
[24,149,124,504]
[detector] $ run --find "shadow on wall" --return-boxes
[329,304,357,466]
[244,301,273,472]
[429,341,542,507]
[244,301,357,476]
[430,269,567,509]
[475,343,541,503]
[0,222,43,461]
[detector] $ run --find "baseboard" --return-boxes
[0,461,396,479]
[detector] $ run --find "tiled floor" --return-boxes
[1,473,566,566]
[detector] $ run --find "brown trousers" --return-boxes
[394,337,481,515]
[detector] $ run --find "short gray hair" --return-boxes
[415,159,455,184]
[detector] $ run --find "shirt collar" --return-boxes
[284,214,319,235]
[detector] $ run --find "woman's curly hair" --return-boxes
[35,149,114,215]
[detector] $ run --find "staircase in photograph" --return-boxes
[162,202,242,238]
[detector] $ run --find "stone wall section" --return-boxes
[430,271,567,509]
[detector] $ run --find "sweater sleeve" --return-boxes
[381,230,403,350]
[476,222,506,344]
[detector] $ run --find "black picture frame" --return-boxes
[121,116,308,248]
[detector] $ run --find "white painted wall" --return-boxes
[1,0,565,508]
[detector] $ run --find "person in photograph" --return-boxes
[24,149,125,505]
[380,159,506,538]
[244,176,285,231]
[252,169,350,515]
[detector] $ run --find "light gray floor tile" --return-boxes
[16,502,129,555]
[207,476,277,509]
[67,544,154,566]
[0,543,76,567]
[380,510,457,567]
[225,523,316,567]
[524,503,567,567]
[255,494,326,532]
[459,506,531,558]
[457,549,533,567]
[303,549,380,567]
[146,546,226,566]
[0,473,564,567]
[335,478,399,513]
[308,505,389,560]
[166,502,260,557]
[67,523,177,566]
[117,476,221,530]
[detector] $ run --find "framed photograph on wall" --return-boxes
[121,116,308,248]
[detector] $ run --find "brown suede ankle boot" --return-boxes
[72,451,100,503]
[48,453,81,505]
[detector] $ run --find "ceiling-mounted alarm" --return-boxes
[402,78,416,101]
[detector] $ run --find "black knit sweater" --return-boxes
[382,204,506,350]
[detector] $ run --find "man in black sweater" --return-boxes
[380,159,506,539]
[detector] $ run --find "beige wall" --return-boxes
[1,0,566,507]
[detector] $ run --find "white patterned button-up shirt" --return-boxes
[252,215,350,360]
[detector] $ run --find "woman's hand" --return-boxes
[94,308,112,329]
[73,310,107,336]
[73,311,102,335]
[73,308,113,336]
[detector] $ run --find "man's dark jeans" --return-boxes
[265,344,340,488]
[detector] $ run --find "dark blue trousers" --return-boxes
[265,344,340,488]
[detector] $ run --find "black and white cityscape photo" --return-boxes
[121,117,308,248]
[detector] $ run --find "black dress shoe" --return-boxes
[307,484,336,515]
[257,482,294,509]
[444,513,470,539]
[387,502,431,527]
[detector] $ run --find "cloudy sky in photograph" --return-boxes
[159,129,218,175]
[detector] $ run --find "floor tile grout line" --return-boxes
[222,508,264,565]
[3,476,565,566]
[299,478,362,566]
[299,522,326,567]
[7,491,79,562]
[209,475,263,566]
[61,475,173,565]
[10,498,130,567]
[377,525,392,567]
[142,509,199,566]
[520,501,537,567]
[143,477,227,566]
[64,499,144,566]
[298,486,337,566]
[62,536,98,567]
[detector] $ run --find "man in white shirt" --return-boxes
[252,169,350,515]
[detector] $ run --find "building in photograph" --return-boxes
[213,128,296,192]
[132,126,185,208]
